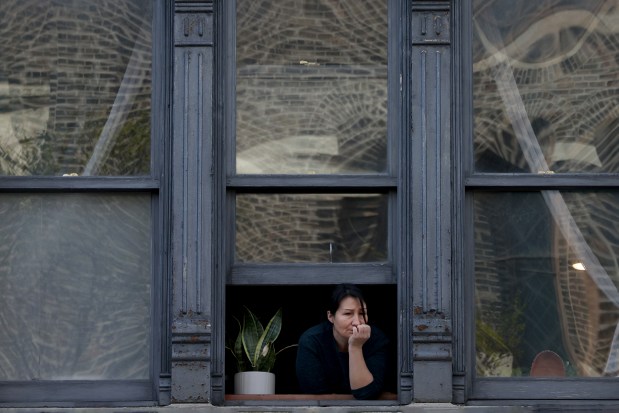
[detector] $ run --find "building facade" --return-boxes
[1,0,619,412]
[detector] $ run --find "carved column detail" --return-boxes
[410,1,453,403]
[171,0,213,403]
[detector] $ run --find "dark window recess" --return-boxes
[225,285,398,395]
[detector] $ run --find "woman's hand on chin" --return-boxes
[349,324,371,349]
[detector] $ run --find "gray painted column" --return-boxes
[171,0,214,403]
[410,1,453,403]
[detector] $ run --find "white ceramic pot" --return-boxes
[234,371,276,394]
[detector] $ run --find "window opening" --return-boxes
[225,285,397,398]
[220,0,401,404]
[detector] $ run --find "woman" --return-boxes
[295,283,389,400]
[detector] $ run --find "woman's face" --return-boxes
[328,296,368,346]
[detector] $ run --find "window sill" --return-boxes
[225,392,397,401]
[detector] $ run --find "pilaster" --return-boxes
[171,0,214,403]
[410,0,453,403]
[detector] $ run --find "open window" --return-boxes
[213,0,404,406]
[225,285,398,397]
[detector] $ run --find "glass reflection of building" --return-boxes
[235,1,388,264]
[0,0,152,381]
[0,0,152,177]
[473,0,619,377]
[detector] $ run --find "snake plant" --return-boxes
[227,306,296,372]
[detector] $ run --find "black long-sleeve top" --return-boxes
[295,320,389,400]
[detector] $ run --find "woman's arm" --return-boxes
[348,324,389,400]
[348,324,374,390]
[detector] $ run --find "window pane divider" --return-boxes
[0,177,159,191]
[465,173,619,189]
[229,263,395,285]
[472,378,619,400]
[227,174,397,190]
[0,380,154,404]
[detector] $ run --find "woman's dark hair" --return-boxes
[328,283,367,320]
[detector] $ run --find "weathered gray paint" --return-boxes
[171,0,214,403]
[451,0,473,404]
[154,0,174,405]
[410,0,453,403]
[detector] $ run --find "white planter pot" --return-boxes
[234,371,276,394]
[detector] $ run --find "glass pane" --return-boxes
[236,193,388,262]
[472,1,619,173]
[0,0,152,176]
[0,194,151,380]
[474,191,619,377]
[236,0,388,174]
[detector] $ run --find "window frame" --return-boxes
[212,0,410,405]
[457,0,619,403]
[227,0,399,284]
[0,0,171,406]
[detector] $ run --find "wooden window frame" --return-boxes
[455,0,619,404]
[0,0,172,406]
[211,0,411,406]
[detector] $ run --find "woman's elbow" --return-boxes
[351,381,383,400]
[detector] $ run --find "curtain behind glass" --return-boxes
[472,0,619,173]
[474,191,619,377]
[473,0,619,378]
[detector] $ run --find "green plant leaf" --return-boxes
[255,308,282,367]
[241,306,264,367]
[225,316,247,372]
[255,342,277,372]
[232,317,246,372]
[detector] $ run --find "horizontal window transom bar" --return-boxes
[466,174,619,189]
[0,380,154,404]
[227,175,397,190]
[0,177,159,192]
[228,263,395,285]
[473,378,619,400]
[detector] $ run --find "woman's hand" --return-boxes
[348,323,374,390]
[349,324,371,349]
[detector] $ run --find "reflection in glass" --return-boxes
[475,191,619,377]
[236,0,387,174]
[236,193,388,263]
[0,0,152,176]
[472,1,619,173]
[0,194,151,380]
